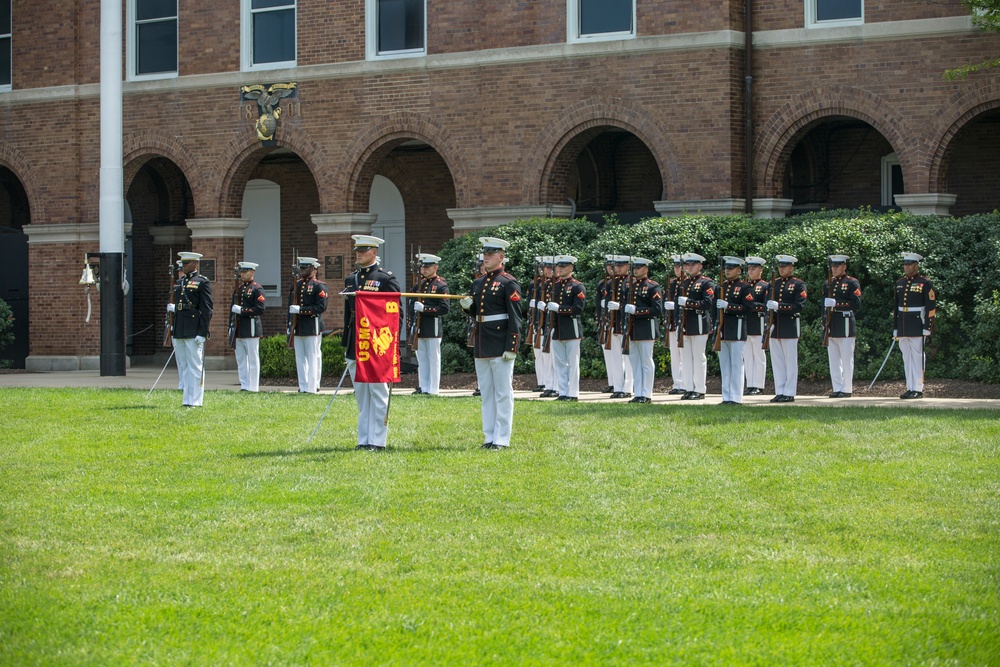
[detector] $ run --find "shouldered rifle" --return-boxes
[525,259,540,344]
[466,253,480,348]
[762,259,777,351]
[162,247,175,347]
[712,257,725,353]
[286,248,299,349]
[541,253,557,354]
[601,274,615,351]
[407,245,422,354]
[622,255,636,354]
[821,259,834,348]
[228,258,239,350]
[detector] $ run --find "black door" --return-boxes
[0,229,29,368]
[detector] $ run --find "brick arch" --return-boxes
[335,112,470,213]
[123,130,205,213]
[927,80,1000,192]
[0,142,45,224]
[755,87,917,197]
[215,123,331,218]
[523,98,683,204]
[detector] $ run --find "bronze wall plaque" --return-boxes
[325,255,344,280]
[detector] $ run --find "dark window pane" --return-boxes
[378,0,424,52]
[0,0,10,35]
[253,9,295,64]
[0,37,9,86]
[137,21,177,74]
[891,164,904,197]
[136,0,176,22]
[252,0,293,9]
[581,0,632,35]
[817,0,862,21]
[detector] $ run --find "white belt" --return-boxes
[477,314,508,323]
[897,306,924,313]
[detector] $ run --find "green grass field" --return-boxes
[1,388,998,666]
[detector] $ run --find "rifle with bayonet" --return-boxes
[821,258,834,348]
[622,254,636,354]
[286,248,299,349]
[407,245,422,354]
[541,251,557,354]
[712,256,725,353]
[228,257,239,350]
[762,258,777,351]
[162,247,175,347]
[525,258,541,345]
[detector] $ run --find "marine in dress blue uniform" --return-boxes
[596,257,615,393]
[343,235,401,450]
[742,256,769,395]
[289,257,328,394]
[168,252,213,407]
[715,257,754,404]
[663,255,687,395]
[461,237,522,449]
[766,255,807,402]
[824,254,862,398]
[546,255,586,401]
[894,252,937,399]
[678,253,715,400]
[623,257,662,403]
[230,261,266,392]
[407,253,449,395]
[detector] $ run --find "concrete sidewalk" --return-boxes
[2,368,999,410]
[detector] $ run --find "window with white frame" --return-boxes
[243,0,296,71]
[568,0,635,43]
[367,0,426,59]
[881,153,903,208]
[0,0,10,90]
[129,0,178,80]
[807,0,863,28]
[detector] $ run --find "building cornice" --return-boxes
[0,16,977,105]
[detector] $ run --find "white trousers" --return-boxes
[532,345,549,388]
[172,337,187,391]
[770,338,799,397]
[551,338,581,398]
[668,328,686,390]
[679,334,709,394]
[347,360,390,448]
[538,348,555,390]
[827,337,856,394]
[294,335,322,393]
[628,339,655,399]
[719,340,746,403]
[607,333,633,393]
[899,336,925,392]
[235,337,260,392]
[174,337,205,406]
[416,337,442,394]
[743,334,767,389]
[475,356,515,447]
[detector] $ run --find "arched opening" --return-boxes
[125,157,194,361]
[0,167,30,368]
[781,116,901,213]
[546,126,662,223]
[940,108,1000,217]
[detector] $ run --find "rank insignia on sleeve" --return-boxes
[258,294,265,302]
[854,288,861,296]
[319,291,327,298]
[511,291,521,302]
[928,289,935,300]
[746,293,754,301]
[577,292,586,299]
[706,288,714,296]
[800,290,807,298]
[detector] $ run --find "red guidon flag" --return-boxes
[354,292,402,383]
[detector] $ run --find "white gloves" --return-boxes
[624,304,637,315]
[529,299,536,309]
[607,301,620,311]
[893,329,898,338]
[677,296,688,307]
[413,301,424,313]
[547,301,559,312]
[231,304,242,314]
[460,296,473,309]
[664,301,675,311]
[288,305,301,315]
[923,329,931,336]
[716,299,729,310]
[824,298,837,308]
[166,303,175,313]
[501,351,517,361]
[195,335,206,344]
[766,300,779,311]
[536,301,546,311]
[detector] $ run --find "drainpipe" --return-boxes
[744,0,754,214]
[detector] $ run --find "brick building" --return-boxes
[0,0,997,370]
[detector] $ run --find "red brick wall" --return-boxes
[945,114,1000,217]
[28,242,102,358]
[755,0,968,31]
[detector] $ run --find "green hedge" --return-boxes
[433,210,1000,383]
[0,298,13,369]
[260,334,346,379]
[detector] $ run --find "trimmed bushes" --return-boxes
[260,334,346,379]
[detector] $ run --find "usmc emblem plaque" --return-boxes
[240,82,298,143]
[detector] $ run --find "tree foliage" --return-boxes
[943,0,1000,79]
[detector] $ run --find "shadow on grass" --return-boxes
[239,443,493,458]
[105,404,158,410]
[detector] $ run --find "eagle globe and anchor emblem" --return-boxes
[240,82,298,142]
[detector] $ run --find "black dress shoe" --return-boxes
[828,391,841,398]
[413,388,423,395]
[472,389,481,396]
[902,391,923,399]
[780,395,795,403]
[618,392,632,399]
[543,389,559,398]
[564,396,579,402]
[355,444,374,451]
[533,385,545,392]
[628,396,643,403]
[681,391,694,400]
[481,442,494,449]
[900,390,913,399]
[746,387,763,396]
[602,385,614,393]
[641,397,652,403]
[687,392,705,400]
[770,395,785,403]
[484,443,503,450]
[668,387,687,395]
[721,400,738,405]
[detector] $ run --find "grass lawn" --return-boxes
[1,388,998,665]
